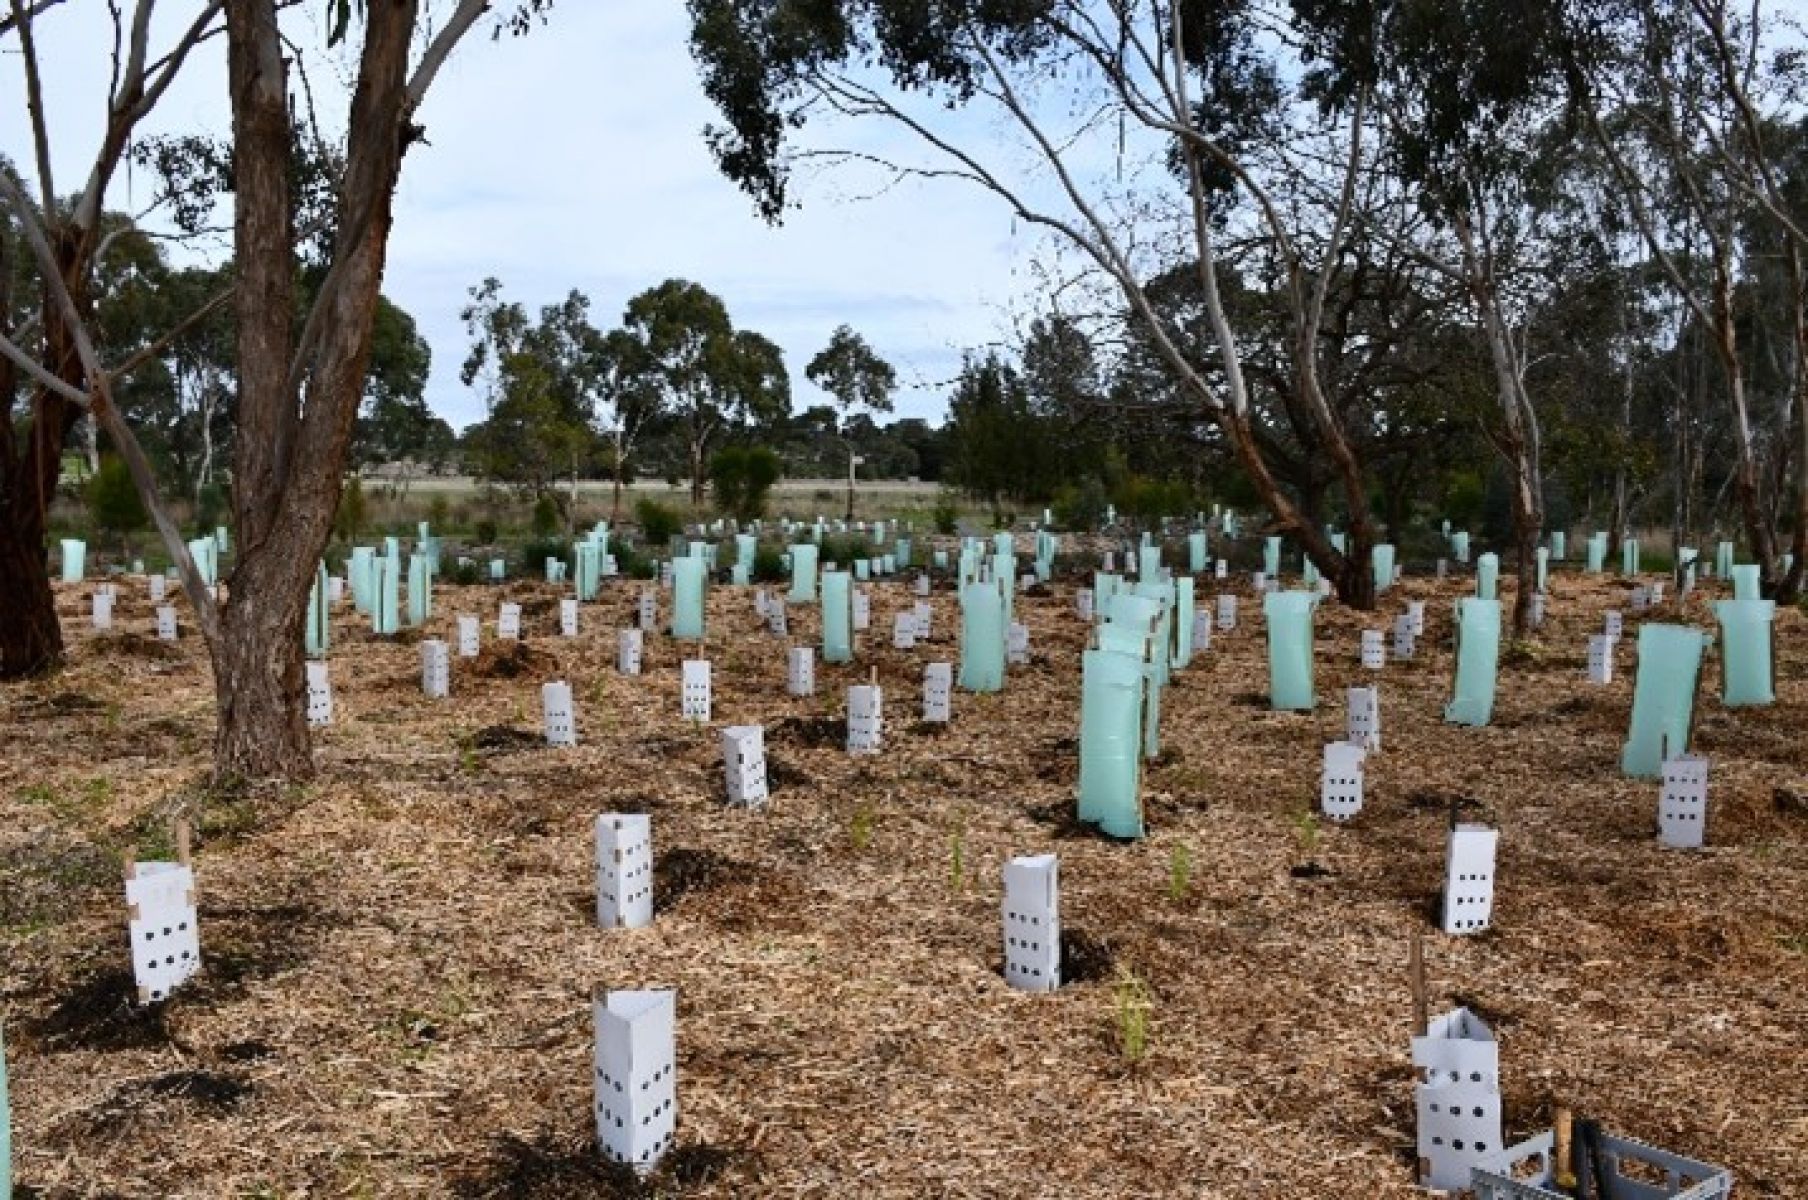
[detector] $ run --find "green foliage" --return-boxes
[849,802,875,852]
[818,534,872,568]
[447,559,482,586]
[334,477,368,543]
[931,497,960,535]
[515,536,571,579]
[1167,843,1193,903]
[87,456,147,544]
[473,517,499,546]
[194,481,228,532]
[427,495,451,529]
[531,493,560,538]
[635,497,683,545]
[1443,470,1486,528]
[948,822,966,891]
[752,545,788,582]
[1113,474,1190,528]
[1292,811,1322,860]
[1112,966,1153,1066]
[709,445,783,521]
[1052,477,1109,532]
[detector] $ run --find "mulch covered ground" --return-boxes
[1,551,1805,1197]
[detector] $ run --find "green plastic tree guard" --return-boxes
[349,547,374,613]
[2,1017,11,1200]
[1732,564,1761,601]
[1076,646,1145,839]
[305,563,329,659]
[373,554,400,636]
[993,531,1015,574]
[855,559,871,582]
[1264,536,1282,578]
[1476,553,1499,600]
[788,543,819,604]
[1172,577,1195,670]
[959,581,1006,692]
[407,554,432,627]
[1372,544,1396,594]
[1452,531,1471,564]
[1188,532,1207,573]
[577,543,601,601]
[1551,531,1566,560]
[1715,599,1776,706]
[1444,598,1500,727]
[736,533,757,569]
[1586,533,1606,574]
[895,538,912,567]
[384,535,400,561]
[1303,555,1320,588]
[1262,591,1317,711]
[1329,530,1346,554]
[59,538,85,583]
[1223,511,1238,537]
[1536,546,1548,593]
[820,570,853,662]
[672,556,707,641]
[1622,537,1640,576]
[215,524,230,554]
[1130,584,1173,687]
[1716,540,1735,577]
[1135,545,1159,583]
[1620,623,1709,777]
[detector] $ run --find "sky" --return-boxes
[0,2,1064,431]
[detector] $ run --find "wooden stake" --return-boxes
[1554,1105,1578,1191]
[176,818,192,868]
[1409,931,1429,1037]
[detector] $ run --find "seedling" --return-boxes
[850,802,875,852]
[1167,842,1193,902]
[1292,810,1321,860]
[1112,965,1153,1066]
[949,822,966,891]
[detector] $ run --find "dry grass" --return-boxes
[2,559,1806,1198]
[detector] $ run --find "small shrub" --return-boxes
[473,517,499,546]
[709,445,782,522]
[1292,810,1321,860]
[516,536,571,579]
[448,559,482,586]
[849,803,875,852]
[635,497,683,545]
[195,480,228,533]
[752,545,787,583]
[87,456,147,552]
[813,489,836,504]
[333,477,367,543]
[1052,477,1109,531]
[427,495,451,530]
[819,533,872,567]
[531,493,560,538]
[948,822,966,891]
[931,496,959,535]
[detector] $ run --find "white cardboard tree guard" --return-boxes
[595,814,653,929]
[1630,586,1650,613]
[915,573,931,597]
[1347,685,1381,752]
[593,990,677,1172]
[92,590,114,631]
[1409,600,1426,636]
[126,860,201,1004]
[618,629,643,675]
[1658,754,1709,849]
[561,597,579,638]
[305,661,332,728]
[787,646,815,697]
[1360,628,1386,670]
[1442,823,1499,935]
[156,606,178,642]
[846,684,882,754]
[892,612,917,649]
[1471,1128,1732,1200]
[457,615,480,658]
[1320,741,1366,821]
[1076,588,1094,620]
[638,590,657,632]
[328,575,344,606]
[923,662,953,723]
[1412,1007,1504,1191]
[753,587,771,618]
[543,680,577,746]
[498,602,522,641]
[1587,634,1614,685]
[1604,609,1623,638]
[1214,558,1228,579]
[1216,594,1237,632]
[767,604,788,637]
[421,639,450,699]
[1002,853,1059,993]
[1191,611,1212,655]
[681,660,712,723]
[1252,570,1267,592]
[149,574,166,603]
[722,725,769,807]
[914,602,932,639]
[1393,614,1415,660]
[852,588,871,632]
[1006,622,1030,665]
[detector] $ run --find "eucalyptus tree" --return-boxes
[1,0,554,780]
[806,324,896,519]
[688,0,1397,607]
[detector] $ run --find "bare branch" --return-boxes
[10,0,58,216]
[0,326,91,406]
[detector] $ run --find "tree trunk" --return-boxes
[210,559,314,780]
[0,520,61,676]
[690,437,706,508]
[845,443,856,523]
